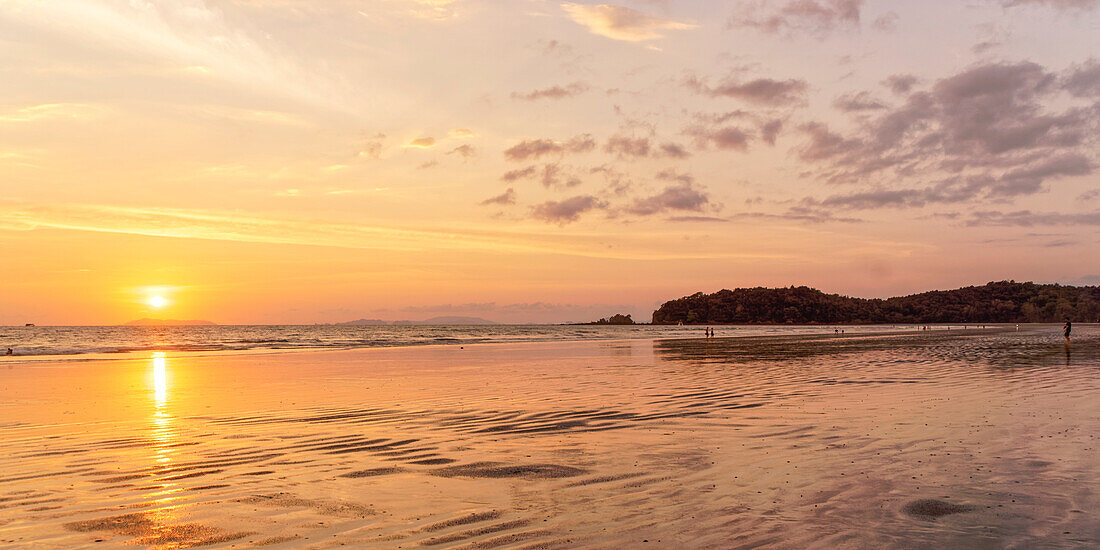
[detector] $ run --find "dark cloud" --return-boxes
[626,182,710,215]
[659,142,692,158]
[728,0,864,36]
[531,195,606,224]
[796,122,862,162]
[728,207,863,224]
[966,209,1100,226]
[883,74,918,95]
[760,119,784,145]
[668,215,729,222]
[511,82,590,101]
[797,60,1097,207]
[539,163,582,189]
[688,125,752,151]
[686,74,809,106]
[833,91,888,112]
[1063,59,1100,97]
[501,166,537,182]
[605,135,651,158]
[503,134,596,161]
[480,188,516,206]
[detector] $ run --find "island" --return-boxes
[581,314,636,325]
[651,281,1100,325]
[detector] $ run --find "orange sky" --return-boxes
[1,0,1098,324]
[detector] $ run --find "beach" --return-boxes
[1,326,1097,549]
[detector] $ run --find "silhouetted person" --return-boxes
[5,348,11,356]
[1064,318,1071,346]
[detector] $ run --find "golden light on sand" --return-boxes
[149,296,168,308]
[152,353,168,405]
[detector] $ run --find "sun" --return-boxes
[148,296,168,308]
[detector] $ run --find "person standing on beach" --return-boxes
[1064,318,1072,345]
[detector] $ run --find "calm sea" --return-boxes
[0,323,1000,361]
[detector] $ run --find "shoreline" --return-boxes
[0,323,1027,365]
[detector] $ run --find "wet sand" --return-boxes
[1,326,1097,548]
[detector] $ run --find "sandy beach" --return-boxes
[1,326,1097,549]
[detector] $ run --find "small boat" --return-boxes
[24,323,35,327]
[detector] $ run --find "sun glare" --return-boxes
[149,296,168,308]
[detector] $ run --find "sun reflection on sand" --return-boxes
[150,353,174,468]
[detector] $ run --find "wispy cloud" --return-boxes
[511,82,590,101]
[406,136,437,148]
[1,200,783,261]
[562,3,696,42]
[0,103,108,123]
[0,0,344,112]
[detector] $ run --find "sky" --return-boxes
[1,0,1098,325]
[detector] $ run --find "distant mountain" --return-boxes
[337,316,498,326]
[652,281,1100,324]
[124,318,217,326]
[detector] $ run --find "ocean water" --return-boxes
[0,323,997,360]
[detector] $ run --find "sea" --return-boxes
[0,323,1001,361]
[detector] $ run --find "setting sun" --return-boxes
[148,296,168,308]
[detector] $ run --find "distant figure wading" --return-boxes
[1064,318,1071,346]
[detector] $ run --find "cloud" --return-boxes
[1063,59,1100,97]
[688,126,753,151]
[810,153,1092,209]
[883,74,919,95]
[358,133,386,159]
[727,207,863,224]
[449,128,477,138]
[0,103,107,123]
[501,166,537,182]
[503,134,596,161]
[833,91,888,112]
[659,142,692,158]
[796,122,862,161]
[1001,0,1099,9]
[796,60,1097,206]
[760,119,784,145]
[531,195,606,224]
[627,181,711,216]
[511,82,590,101]
[604,135,651,158]
[686,74,809,106]
[0,1,346,112]
[561,3,696,42]
[967,209,1100,226]
[480,188,516,206]
[406,136,436,148]
[667,216,728,222]
[729,0,865,36]
[447,144,476,158]
[539,163,583,188]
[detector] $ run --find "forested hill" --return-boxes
[651,281,1100,325]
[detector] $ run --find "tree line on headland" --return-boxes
[650,281,1100,325]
